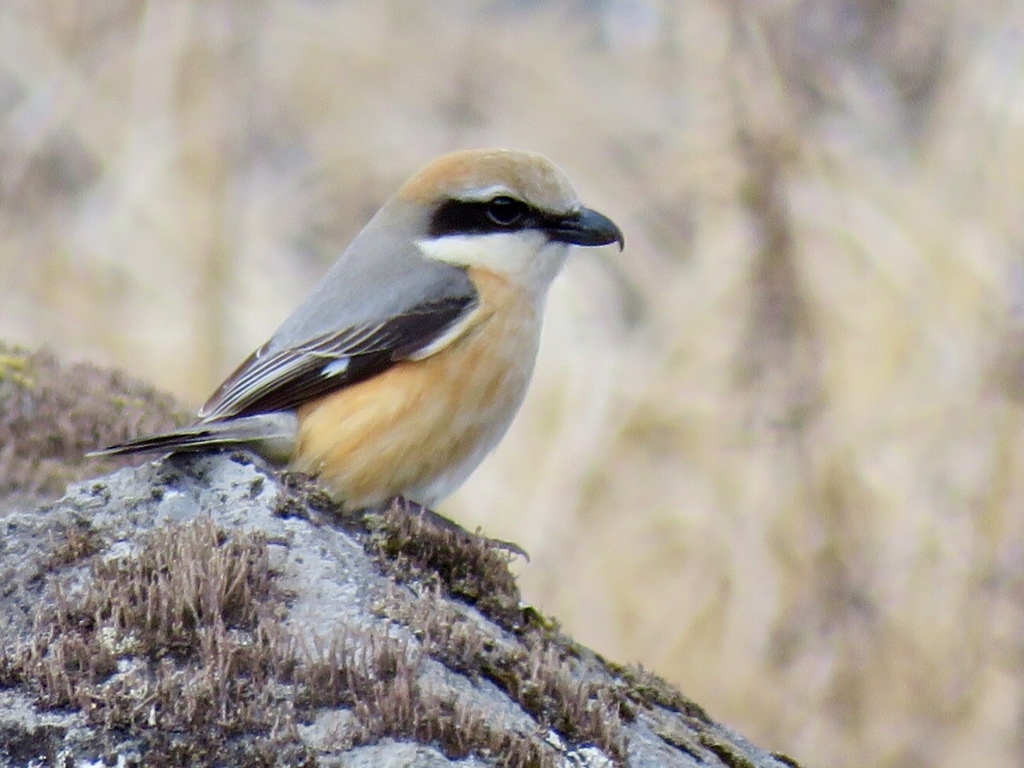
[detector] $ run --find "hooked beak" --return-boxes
[546,207,625,251]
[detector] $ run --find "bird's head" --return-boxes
[396,149,624,293]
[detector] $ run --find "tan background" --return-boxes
[4,1,1024,766]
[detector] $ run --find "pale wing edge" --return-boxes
[198,295,478,421]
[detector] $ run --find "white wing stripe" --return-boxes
[321,357,351,377]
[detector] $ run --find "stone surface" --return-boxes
[0,450,801,768]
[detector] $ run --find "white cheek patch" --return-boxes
[321,357,351,377]
[417,232,570,294]
[416,231,551,274]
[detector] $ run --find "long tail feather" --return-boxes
[87,413,299,461]
[88,428,232,457]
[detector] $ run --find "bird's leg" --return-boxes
[385,496,529,560]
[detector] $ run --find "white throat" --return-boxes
[416,231,570,295]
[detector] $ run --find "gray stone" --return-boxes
[0,452,801,768]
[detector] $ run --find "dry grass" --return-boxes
[2,519,308,763]
[0,342,189,495]
[1,511,648,767]
[4,1,1024,766]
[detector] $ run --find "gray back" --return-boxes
[267,198,475,352]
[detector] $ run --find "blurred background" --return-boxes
[4,0,1024,765]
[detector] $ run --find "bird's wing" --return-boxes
[198,208,481,422]
[199,293,478,421]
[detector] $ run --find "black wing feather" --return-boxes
[199,295,477,421]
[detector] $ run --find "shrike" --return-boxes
[93,149,624,511]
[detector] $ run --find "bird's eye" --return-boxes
[485,196,526,227]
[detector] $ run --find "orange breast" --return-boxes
[292,269,541,509]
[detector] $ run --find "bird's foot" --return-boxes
[384,496,530,561]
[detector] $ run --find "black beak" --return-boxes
[546,206,625,250]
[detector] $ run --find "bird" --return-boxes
[91,148,624,513]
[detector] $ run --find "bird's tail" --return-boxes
[88,413,298,463]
